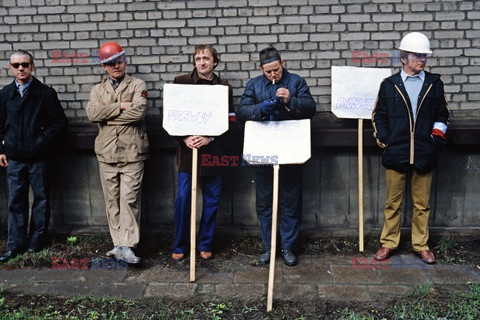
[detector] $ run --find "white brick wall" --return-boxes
[0,0,479,122]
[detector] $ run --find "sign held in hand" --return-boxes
[163,83,229,136]
[243,119,311,165]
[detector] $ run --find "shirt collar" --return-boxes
[401,69,425,82]
[15,79,32,88]
[109,75,125,85]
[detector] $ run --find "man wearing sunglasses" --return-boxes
[86,42,149,264]
[0,50,68,262]
[372,32,449,264]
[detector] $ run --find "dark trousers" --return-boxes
[254,164,302,251]
[172,172,222,254]
[6,159,50,252]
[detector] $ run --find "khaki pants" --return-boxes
[98,161,144,248]
[380,168,433,251]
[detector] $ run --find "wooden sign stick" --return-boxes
[358,119,364,252]
[190,147,198,282]
[267,164,280,312]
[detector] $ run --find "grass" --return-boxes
[1,283,479,319]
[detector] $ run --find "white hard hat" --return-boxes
[398,32,432,54]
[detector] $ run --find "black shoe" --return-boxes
[281,249,298,266]
[0,250,18,263]
[258,251,271,265]
[26,248,37,254]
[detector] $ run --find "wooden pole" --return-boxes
[358,119,364,252]
[267,165,280,312]
[190,147,198,282]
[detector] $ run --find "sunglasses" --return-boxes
[10,62,31,69]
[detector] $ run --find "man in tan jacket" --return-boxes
[86,42,149,264]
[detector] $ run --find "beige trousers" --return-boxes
[380,168,433,251]
[98,161,144,248]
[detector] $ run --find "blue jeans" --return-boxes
[6,159,50,252]
[172,172,222,254]
[254,164,302,251]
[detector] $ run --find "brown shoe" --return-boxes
[171,253,184,261]
[415,250,436,264]
[199,251,212,260]
[374,247,395,261]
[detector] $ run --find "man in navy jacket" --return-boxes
[236,46,316,266]
[372,32,449,264]
[0,50,68,262]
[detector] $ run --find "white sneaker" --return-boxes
[119,246,141,264]
[106,246,121,257]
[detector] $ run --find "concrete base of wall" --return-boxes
[1,145,478,232]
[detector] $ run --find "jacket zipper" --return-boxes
[394,83,433,165]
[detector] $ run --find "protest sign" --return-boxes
[243,119,311,165]
[331,66,391,252]
[331,66,391,119]
[243,119,311,311]
[163,83,228,136]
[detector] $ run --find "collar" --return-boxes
[109,75,125,85]
[401,69,425,82]
[15,79,32,88]
[196,70,214,81]
[191,68,219,84]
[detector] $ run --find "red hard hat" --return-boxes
[99,42,125,64]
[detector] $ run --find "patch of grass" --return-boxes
[336,307,380,320]
[66,236,78,246]
[391,283,480,320]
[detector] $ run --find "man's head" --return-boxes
[100,42,127,80]
[10,50,34,85]
[259,46,285,83]
[398,32,431,75]
[193,44,219,79]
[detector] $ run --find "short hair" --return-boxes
[192,44,220,68]
[10,50,34,64]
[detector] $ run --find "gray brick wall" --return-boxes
[0,0,479,122]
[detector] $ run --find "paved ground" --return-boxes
[1,252,479,303]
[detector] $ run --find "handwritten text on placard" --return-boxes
[331,66,391,119]
[163,83,228,136]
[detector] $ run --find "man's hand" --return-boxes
[0,154,8,167]
[120,102,132,111]
[276,88,290,104]
[183,136,211,149]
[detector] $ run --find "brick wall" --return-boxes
[1,0,479,124]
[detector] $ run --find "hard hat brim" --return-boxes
[398,46,432,54]
[100,51,126,64]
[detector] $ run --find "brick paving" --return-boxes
[1,253,479,302]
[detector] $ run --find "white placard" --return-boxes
[163,83,229,136]
[243,119,311,165]
[331,66,391,119]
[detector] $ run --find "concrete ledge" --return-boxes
[67,114,480,151]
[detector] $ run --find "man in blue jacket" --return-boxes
[372,32,449,264]
[0,50,68,262]
[236,46,316,266]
